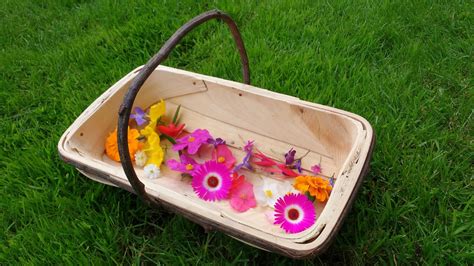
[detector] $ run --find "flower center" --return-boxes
[188,136,195,142]
[239,193,247,199]
[185,164,194,171]
[264,189,273,198]
[288,208,300,221]
[207,176,219,188]
[217,156,226,163]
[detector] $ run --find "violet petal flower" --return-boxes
[243,140,254,153]
[207,137,226,147]
[329,177,335,187]
[234,140,254,171]
[295,159,302,173]
[284,148,296,165]
[130,107,147,126]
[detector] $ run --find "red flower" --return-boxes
[253,151,299,177]
[253,151,277,167]
[158,123,185,138]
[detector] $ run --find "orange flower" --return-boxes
[293,176,332,202]
[105,127,141,162]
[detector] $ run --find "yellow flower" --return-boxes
[293,175,332,202]
[105,127,141,162]
[140,124,164,167]
[148,99,166,128]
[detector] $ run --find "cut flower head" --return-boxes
[212,144,236,170]
[192,160,232,201]
[274,193,316,233]
[255,177,294,208]
[173,129,212,154]
[166,154,199,174]
[294,175,332,202]
[105,127,141,162]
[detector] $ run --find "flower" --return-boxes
[140,125,164,167]
[311,164,322,175]
[207,137,226,147]
[234,140,254,171]
[230,172,245,193]
[148,100,166,128]
[253,151,277,167]
[130,107,147,126]
[105,127,141,162]
[253,150,298,177]
[212,144,236,169]
[295,159,302,173]
[166,154,199,174]
[285,148,296,165]
[229,178,257,212]
[144,164,161,179]
[173,129,212,154]
[255,177,294,208]
[274,193,316,233]
[158,123,185,138]
[192,160,232,201]
[293,176,332,202]
[135,150,147,167]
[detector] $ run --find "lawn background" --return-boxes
[1,0,472,264]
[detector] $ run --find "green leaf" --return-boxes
[172,105,181,124]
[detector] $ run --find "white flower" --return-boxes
[144,164,160,179]
[255,177,294,208]
[135,150,147,167]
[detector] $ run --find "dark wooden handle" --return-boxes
[117,9,250,205]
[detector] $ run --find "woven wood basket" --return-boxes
[58,10,375,259]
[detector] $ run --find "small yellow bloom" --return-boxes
[140,124,164,167]
[148,99,166,128]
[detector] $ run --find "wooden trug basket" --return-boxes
[58,10,375,259]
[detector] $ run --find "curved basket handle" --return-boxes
[117,9,250,205]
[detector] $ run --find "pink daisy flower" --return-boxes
[274,193,316,233]
[192,160,231,201]
[212,144,236,170]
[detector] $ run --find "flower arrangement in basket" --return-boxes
[106,100,334,233]
[58,9,375,258]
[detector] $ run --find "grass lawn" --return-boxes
[1,0,472,264]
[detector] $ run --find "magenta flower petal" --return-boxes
[166,159,184,172]
[174,129,212,154]
[212,144,236,169]
[192,160,231,201]
[274,193,316,233]
[311,164,322,175]
[166,154,199,174]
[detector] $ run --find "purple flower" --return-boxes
[295,159,302,173]
[243,140,254,153]
[311,164,322,175]
[329,176,335,187]
[234,140,254,171]
[172,129,212,154]
[166,154,199,174]
[207,137,226,147]
[130,107,147,126]
[285,148,296,165]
